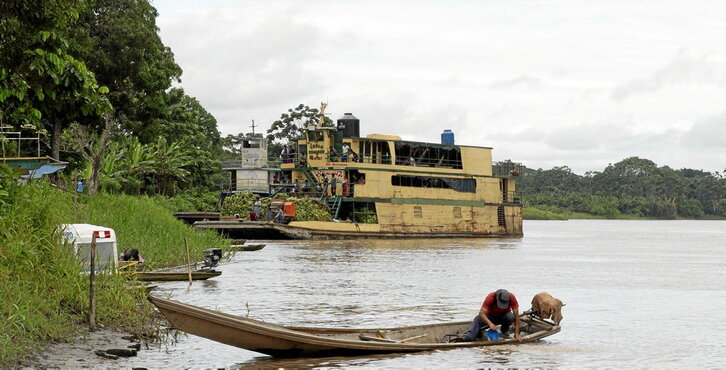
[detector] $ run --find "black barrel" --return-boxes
[337,113,360,138]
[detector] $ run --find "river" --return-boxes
[140,220,725,368]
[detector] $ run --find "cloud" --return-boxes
[611,51,726,102]
[490,75,543,90]
[159,5,331,112]
[681,112,726,148]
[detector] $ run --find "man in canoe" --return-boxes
[460,288,521,342]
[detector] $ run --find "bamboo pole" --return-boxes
[184,238,192,287]
[88,233,97,330]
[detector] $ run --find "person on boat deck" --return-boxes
[273,207,284,223]
[330,176,338,196]
[251,200,261,221]
[342,143,350,162]
[119,248,145,264]
[462,289,521,342]
[321,175,329,197]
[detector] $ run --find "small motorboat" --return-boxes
[148,295,561,358]
[133,270,221,281]
[229,244,266,251]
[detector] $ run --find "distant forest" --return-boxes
[514,156,726,219]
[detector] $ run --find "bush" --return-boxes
[677,198,704,218]
[153,189,221,212]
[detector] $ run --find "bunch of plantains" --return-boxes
[221,192,331,222]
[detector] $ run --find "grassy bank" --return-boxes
[0,179,226,366]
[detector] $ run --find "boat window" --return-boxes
[394,143,462,169]
[413,206,423,218]
[350,170,366,185]
[391,175,476,193]
[453,207,462,218]
[308,131,324,142]
[242,140,260,149]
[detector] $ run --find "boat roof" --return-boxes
[346,135,493,150]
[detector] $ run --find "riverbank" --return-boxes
[0,182,227,366]
[523,205,726,220]
[19,327,144,369]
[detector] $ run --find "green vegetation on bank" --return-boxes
[0,176,226,366]
[516,157,726,220]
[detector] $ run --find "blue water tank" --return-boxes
[441,129,455,145]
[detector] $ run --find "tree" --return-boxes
[518,165,584,196]
[266,103,333,157]
[592,157,662,197]
[162,88,223,189]
[1,1,111,159]
[62,115,114,195]
[687,175,724,215]
[99,136,152,194]
[146,137,192,196]
[71,0,182,142]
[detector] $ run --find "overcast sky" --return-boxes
[154,0,726,174]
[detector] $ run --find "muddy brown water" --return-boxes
[132,220,726,368]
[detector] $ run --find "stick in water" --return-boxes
[89,233,97,330]
[184,238,192,287]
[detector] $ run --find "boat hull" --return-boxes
[196,220,522,240]
[148,296,560,357]
[229,244,266,251]
[134,270,221,281]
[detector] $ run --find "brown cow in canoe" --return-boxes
[530,292,565,325]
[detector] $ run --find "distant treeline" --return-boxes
[513,157,726,219]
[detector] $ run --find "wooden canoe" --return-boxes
[134,270,222,281]
[148,295,561,358]
[229,244,266,251]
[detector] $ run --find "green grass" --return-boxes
[523,206,568,220]
[79,193,226,269]
[0,181,226,366]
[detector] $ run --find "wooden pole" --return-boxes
[88,233,97,330]
[184,238,192,287]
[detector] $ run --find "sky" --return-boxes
[153,0,726,174]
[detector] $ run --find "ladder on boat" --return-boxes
[326,196,342,220]
[497,206,506,227]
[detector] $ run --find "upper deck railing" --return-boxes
[222,156,288,169]
[1,126,42,158]
[271,152,465,169]
[492,161,521,177]
[230,153,523,180]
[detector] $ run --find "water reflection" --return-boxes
[233,352,411,369]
